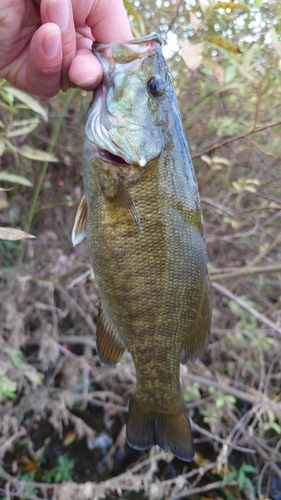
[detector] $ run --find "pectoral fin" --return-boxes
[96,303,126,366]
[102,177,142,231]
[181,286,211,362]
[72,194,87,246]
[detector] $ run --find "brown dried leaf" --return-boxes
[201,57,225,85]
[182,40,204,70]
[205,36,242,54]
[0,227,36,240]
[199,0,211,12]
[190,11,203,32]
[213,1,250,10]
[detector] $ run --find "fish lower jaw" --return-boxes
[98,149,147,168]
[99,148,132,167]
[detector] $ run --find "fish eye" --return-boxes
[147,76,166,97]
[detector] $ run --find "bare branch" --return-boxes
[211,281,281,335]
[192,119,281,159]
[209,261,281,281]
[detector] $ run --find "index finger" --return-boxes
[75,0,132,43]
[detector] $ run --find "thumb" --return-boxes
[25,23,63,98]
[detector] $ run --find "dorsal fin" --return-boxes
[96,302,126,366]
[72,194,87,246]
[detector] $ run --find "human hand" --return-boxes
[0,0,132,98]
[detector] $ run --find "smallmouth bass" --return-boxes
[73,33,211,461]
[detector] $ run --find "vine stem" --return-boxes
[17,89,76,265]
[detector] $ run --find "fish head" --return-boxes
[84,33,173,168]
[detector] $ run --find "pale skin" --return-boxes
[0,0,132,98]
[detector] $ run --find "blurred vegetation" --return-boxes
[1,0,281,499]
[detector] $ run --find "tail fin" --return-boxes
[126,394,194,462]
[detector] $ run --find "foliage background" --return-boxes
[0,0,281,498]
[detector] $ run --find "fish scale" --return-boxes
[72,33,211,461]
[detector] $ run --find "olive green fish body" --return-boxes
[73,33,211,461]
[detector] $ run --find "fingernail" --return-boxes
[43,28,61,58]
[48,0,70,32]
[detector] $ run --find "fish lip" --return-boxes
[98,148,134,167]
[92,32,163,63]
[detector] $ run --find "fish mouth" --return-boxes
[98,149,134,167]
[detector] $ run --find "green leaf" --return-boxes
[23,367,43,386]
[240,464,257,474]
[0,172,33,186]
[4,391,17,399]
[0,140,5,156]
[7,347,24,369]
[263,422,281,434]
[3,86,48,121]
[224,65,237,84]
[238,470,245,490]
[243,476,256,496]
[225,395,237,404]
[221,469,237,486]
[0,368,17,400]
[267,409,275,422]
[15,145,58,162]
[216,396,226,407]
[7,119,40,138]
[0,89,14,105]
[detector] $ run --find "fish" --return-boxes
[72,33,211,462]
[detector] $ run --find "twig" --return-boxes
[211,281,281,335]
[0,429,26,460]
[206,222,259,243]
[163,461,217,487]
[191,422,255,454]
[0,466,58,491]
[210,263,281,281]
[55,284,96,335]
[191,119,281,159]
[0,488,42,500]
[244,135,274,157]
[66,268,93,289]
[5,482,11,500]
[58,335,96,348]
[58,343,93,372]
[202,197,236,216]
[88,397,128,413]
[170,479,238,499]
[209,261,281,281]
[183,372,257,404]
[246,233,281,268]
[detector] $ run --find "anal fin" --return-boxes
[96,303,126,366]
[72,194,87,246]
